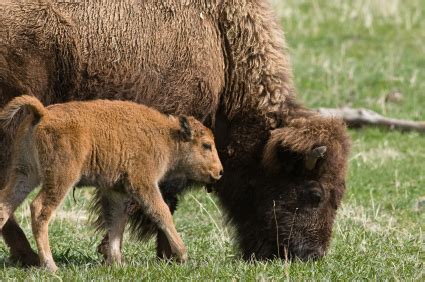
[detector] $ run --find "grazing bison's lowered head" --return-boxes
[260,115,350,261]
[177,116,223,184]
[223,114,350,261]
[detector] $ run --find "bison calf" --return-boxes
[0,96,223,272]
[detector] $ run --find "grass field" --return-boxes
[1,0,424,280]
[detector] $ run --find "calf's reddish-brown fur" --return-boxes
[0,96,222,271]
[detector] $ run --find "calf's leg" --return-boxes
[129,183,187,262]
[96,181,183,261]
[106,214,127,265]
[0,170,39,230]
[102,192,128,265]
[157,193,178,260]
[30,178,76,272]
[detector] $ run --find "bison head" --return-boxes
[218,114,350,261]
[261,115,350,260]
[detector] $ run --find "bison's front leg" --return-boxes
[156,229,173,260]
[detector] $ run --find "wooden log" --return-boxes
[316,107,425,133]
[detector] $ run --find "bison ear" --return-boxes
[262,128,328,174]
[179,116,193,141]
[305,146,327,170]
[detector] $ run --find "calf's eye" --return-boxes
[202,143,212,150]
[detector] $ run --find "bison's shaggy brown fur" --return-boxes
[0,96,222,271]
[0,0,350,264]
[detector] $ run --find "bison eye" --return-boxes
[202,143,212,150]
[309,189,322,205]
[299,181,324,208]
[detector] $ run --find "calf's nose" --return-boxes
[210,169,223,182]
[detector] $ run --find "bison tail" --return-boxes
[0,95,47,129]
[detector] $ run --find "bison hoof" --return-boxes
[9,251,40,267]
[157,251,173,260]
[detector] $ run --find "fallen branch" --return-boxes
[316,107,425,133]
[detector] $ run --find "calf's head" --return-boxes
[177,116,223,184]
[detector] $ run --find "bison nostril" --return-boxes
[294,247,325,261]
[219,170,223,176]
[306,246,325,260]
[308,248,325,261]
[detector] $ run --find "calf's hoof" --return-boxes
[175,250,188,263]
[106,253,123,266]
[42,260,58,272]
[177,252,188,263]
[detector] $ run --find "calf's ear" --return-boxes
[179,116,193,141]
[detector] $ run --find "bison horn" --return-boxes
[305,146,327,170]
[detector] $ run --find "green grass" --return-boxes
[1,0,424,280]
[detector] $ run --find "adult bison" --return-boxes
[0,0,350,265]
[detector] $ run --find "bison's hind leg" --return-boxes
[0,165,40,266]
[2,215,40,266]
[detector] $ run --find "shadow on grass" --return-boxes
[0,250,100,270]
[54,248,101,267]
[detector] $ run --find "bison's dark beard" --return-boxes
[213,155,333,262]
[228,201,327,261]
